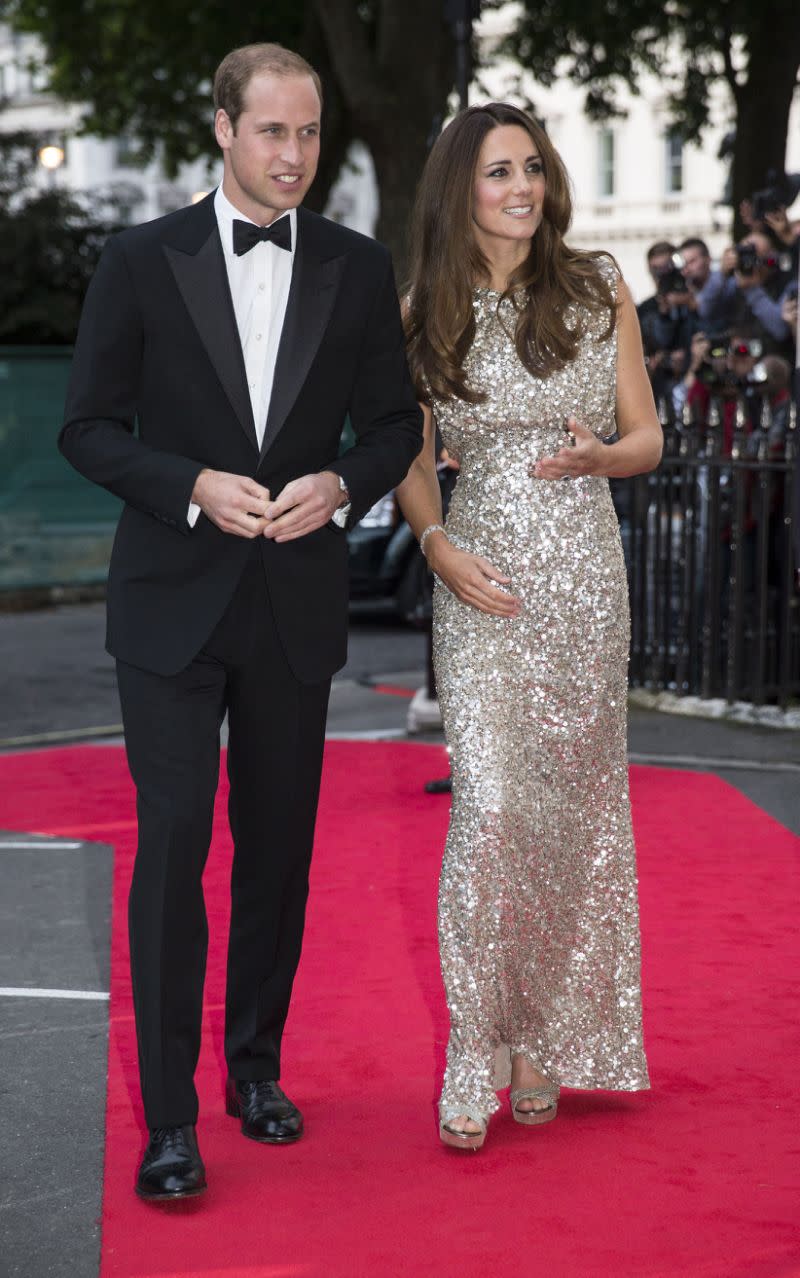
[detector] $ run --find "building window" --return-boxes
[598,128,615,198]
[30,62,49,93]
[665,132,683,194]
[114,134,144,168]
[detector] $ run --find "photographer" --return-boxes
[682,330,765,453]
[704,231,794,361]
[745,172,800,256]
[646,243,702,359]
[679,238,737,334]
[637,241,679,355]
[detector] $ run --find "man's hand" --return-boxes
[664,289,694,310]
[191,469,271,538]
[688,331,710,373]
[763,207,797,246]
[263,471,343,543]
[735,264,768,290]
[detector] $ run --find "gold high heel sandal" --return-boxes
[439,1113,488,1151]
[509,1084,560,1126]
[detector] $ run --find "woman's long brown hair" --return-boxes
[404,103,617,404]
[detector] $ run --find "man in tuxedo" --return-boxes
[59,43,422,1200]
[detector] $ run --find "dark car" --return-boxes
[346,488,431,622]
[341,420,455,623]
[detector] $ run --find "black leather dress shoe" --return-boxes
[135,1125,207,1201]
[225,1078,304,1144]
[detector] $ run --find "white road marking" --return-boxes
[326,729,408,740]
[0,841,84,849]
[0,987,109,1001]
[627,752,799,773]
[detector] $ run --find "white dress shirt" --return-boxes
[188,186,297,525]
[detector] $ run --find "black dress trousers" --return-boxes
[116,547,331,1128]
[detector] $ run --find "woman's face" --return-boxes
[472,124,546,249]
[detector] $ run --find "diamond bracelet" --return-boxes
[419,523,447,558]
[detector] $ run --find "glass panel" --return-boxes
[666,133,683,194]
[0,348,120,590]
[598,128,615,198]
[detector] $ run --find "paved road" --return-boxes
[1,600,797,832]
[0,600,428,745]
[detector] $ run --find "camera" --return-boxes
[656,252,687,296]
[735,242,788,276]
[695,338,764,394]
[729,338,763,360]
[751,187,785,221]
[735,243,761,274]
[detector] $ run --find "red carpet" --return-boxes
[2,744,799,1277]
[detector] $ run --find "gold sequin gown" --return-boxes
[433,276,650,1123]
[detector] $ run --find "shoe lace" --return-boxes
[150,1126,186,1149]
[245,1080,281,1102]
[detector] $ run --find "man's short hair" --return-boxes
[679,237,710,257]
[647,241,677,262]
[762,354,791,392]
[213,43,323,130]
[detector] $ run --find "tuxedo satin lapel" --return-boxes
[163,230,258,453]
[259,227,345,462]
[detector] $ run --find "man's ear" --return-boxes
[214,108,234,150]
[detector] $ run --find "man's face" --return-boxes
[215,72,321,223]
[681,245,710,287]
[648,252,672,285]
[727,338,756,381]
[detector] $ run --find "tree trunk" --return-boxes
[298,5,354,217]
[367,119,435,283]
[314,0,454,278]
[730,21,800,240]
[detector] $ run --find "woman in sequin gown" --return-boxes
[397,104,662,1150]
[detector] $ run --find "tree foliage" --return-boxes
[0,0,457,275]
[0,132,124,342]
[489,0,800,236]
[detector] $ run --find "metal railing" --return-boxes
[623,394,799,708]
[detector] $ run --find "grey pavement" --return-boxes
[0,599,797,1278]
[0,834,111,1278]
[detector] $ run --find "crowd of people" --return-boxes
[636,189,799,452]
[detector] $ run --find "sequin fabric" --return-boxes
[432,269,650,1122]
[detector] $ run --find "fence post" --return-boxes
[726,398,749,704]
[701,398,723,699]
[778,400,797,709]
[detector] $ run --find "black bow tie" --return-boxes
[232,215,292,256]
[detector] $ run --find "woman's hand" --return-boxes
[427,538,520,618]
[532,418,606,481]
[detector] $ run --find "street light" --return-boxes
[38,143,65,188]
[444,0,481,111]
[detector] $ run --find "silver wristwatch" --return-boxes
[330,472,351,529]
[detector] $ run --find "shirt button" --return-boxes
[256,333,262,341]
[258,283,266,292]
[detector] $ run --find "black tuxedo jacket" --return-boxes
[59,194,423,681]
